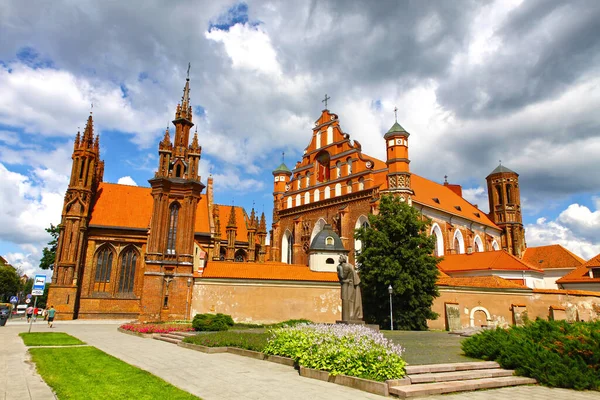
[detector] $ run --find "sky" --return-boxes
[1,0,599,278]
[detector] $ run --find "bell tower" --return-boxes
[48,113,104,319]
[142,65,206,321]
[486,163,526,257]
[383,109,413,203]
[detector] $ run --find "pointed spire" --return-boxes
[190,126,200,152]
[94,134,100,152]
[249,208,257,229]
[258,212,267,234]
[227,205,237,228]
[74,129,81,149]
[160,124,172,150]
[82,113,94,148]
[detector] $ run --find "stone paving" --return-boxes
[1,320,599,399]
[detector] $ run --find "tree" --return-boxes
[39,224,60,270]
[0,265,21,302]
[355,194,441,330]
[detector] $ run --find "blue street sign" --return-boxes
[26,294,32,299]
[33,275,47,291]
[9,296,18,303]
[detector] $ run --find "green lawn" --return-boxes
[183,331,269,352]
[29,347,200,400]
[19,332,85,346]
[383,330,478,365]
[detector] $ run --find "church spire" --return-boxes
[176,63,193,122]
[82,113,94,148]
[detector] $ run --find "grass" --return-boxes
[19,332,85,346]
[183,331,270,352]
[29,346,200,400]
[383,330,478,365]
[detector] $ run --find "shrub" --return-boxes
[263,323,406,381]
[183,331,269,352]
[192,313,235,332]
[462,319,600,390]
[269,319,312,328]
[120,323,193,334]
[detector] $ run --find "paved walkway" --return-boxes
[1,321,599,399]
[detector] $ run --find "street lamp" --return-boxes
[388,284,393,331]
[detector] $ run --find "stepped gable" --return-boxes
[556,253,600,285]
[439,250,542,273]
[523,244,585,270]
[437,275,529,290]
[200,261,338,282]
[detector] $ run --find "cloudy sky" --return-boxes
[1,0,599,277]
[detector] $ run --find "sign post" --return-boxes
[28,275,47,334]
[9,296,18,319]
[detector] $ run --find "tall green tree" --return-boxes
[0,265,21,302]
[39,224,60,270]
[355,194,441,330]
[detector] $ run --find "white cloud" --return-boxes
[117,176,137,186]
[556,202,600,243]
[462,186,489,213]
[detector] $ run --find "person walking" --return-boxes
[47,306,56,328]
[26,305,34,322]
[33,307,39,322]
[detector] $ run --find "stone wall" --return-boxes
[429,287,600,330]
[191,279,341,324]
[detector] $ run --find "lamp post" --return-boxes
[388,284,393,331]
[186,277,192,320]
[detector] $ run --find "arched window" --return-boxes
[453,229,465,254]
[311,218,327,244]
[297,177,301,190]
[95,247,113,284]
[326,258,335,264]
[304,192,310,204]
[167,203,180,254]
[175,164,182,178]
[506,184,512,204]
[234,249,246,262]
[474,235,484,253]
[314,189,320,202]
[347,157,353,175]
[281,230,293,264]
[354,215,370,256]
[335,183,342,196]
[316,131,321,148]
[347,180,352,194]
[326,126,333,145]
[316,151,331,182]
[430,223,444,257]
[495,185,503,204]
[305,173,311,188]
[492,240,500,251]
[295,194,301,206]
[220,247,226,261]
[336,161,342,178]
[324,186,331,199]
[118,247,137,293]
[358,177,364,191]
[287,196,292,209]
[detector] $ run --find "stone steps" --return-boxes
[154,331,197,344]
[389,362,536,398]
[389,376,537,398]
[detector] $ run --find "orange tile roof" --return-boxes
[438,250,542,273]
[522,245,585,270]
[581,253,600,269]
[90,182,212,234]
[437,276,529,289]
[533,288,600,297]
[200,261,339,282]
[410,174,498,229]
[90,183,153,229]
[555,254,600,285]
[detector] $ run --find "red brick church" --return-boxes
[47,73,600,326]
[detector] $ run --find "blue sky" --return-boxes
[1,0,599,276]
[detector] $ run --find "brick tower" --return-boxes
[486,163,526,257]
[383,113,413,203]
[141,68,205,320]
[48,113,104,319]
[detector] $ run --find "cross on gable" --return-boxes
[322,94,330,109]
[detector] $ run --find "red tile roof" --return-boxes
[200,261,339,282]
[556,254,600,285]
[437,276,529,289]
[216,205,250,242]
[522,245,585,270]
[438,250,542,273]
[533,288,600,297]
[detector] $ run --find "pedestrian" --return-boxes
[33,307,39,322]
[47,306,56,328]
[26,305,34,322]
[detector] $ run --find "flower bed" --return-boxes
[263,323,406,382]
[119,323,194,334]
[182,331,269,352]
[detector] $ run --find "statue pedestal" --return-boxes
[336,320,380,331]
